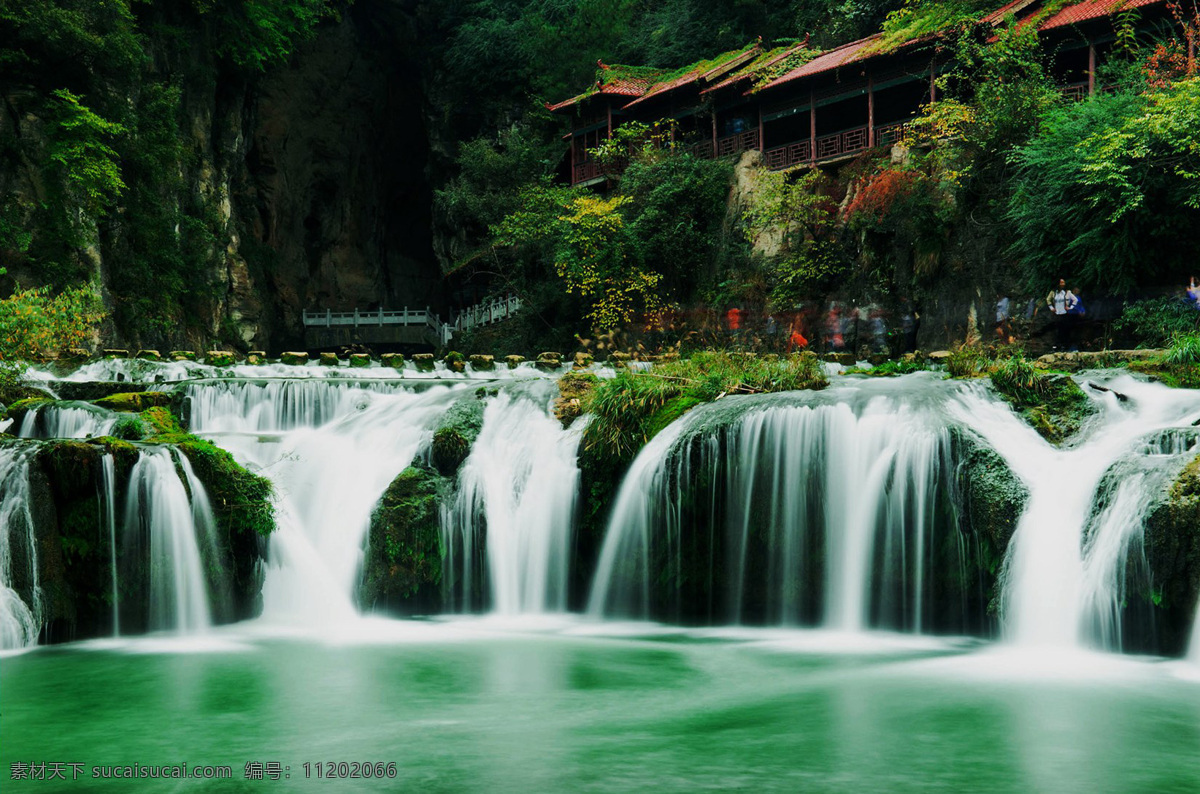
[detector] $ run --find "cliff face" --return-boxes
[238,4,441,350]
[0,1,443,353]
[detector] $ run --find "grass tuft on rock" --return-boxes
[583,351,827,463]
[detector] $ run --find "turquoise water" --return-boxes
[3,621,1200,792]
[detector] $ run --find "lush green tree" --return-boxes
[1007,78,1200,293]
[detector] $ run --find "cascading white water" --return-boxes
[123,448,214,633]
[951,374,1200,649]
[588,377,969,631]
[191,381,465,625]
[441,387,584,614]
[0,445,43,650]
[99,453,120,636]
[18,403,117,439]
[184,379,407,432]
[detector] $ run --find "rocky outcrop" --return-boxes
[1143,454,1200,655]
[430,389,487,475]
[360,465,447,615]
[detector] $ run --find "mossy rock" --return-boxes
[1142,454,1200,654]
[54,382,147,402]
[573,352,595,369]
[997,375,1095,445]
[444,352,466,373]
[381,353,405,369]
[103,349,130,359]
[469,354,495,371]
[280,351,308,366]
[169,350,197,361]
[555,371,598,427]
[246,351,266,366]
[349,353,372,368]
[430,392,486,475]
[136,350,162,361]
[175,438,275,538]
[319,352,339,366]
[535,352,562,372]
[608,351,631,368]
[645,396,703,440]
[412,353,436,372]
[361,465,446,614]
[205,351,236,367]
[505,355,525,369]
[93,391,172,412]
[140,406,185,438]
[110,414,149,441]
[6,397,53,426]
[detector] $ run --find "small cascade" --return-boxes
[954,374,1200,650]
[18,403,117,439]
[588,377,974,632]
[441,387,584,614]
[186,379,408,432]
[99,453,120,636]
[0,445,42,650]
[123,448,213,633]
[195,383,465,625]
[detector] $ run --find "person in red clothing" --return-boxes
[725,306,742,332]
[787,319,808,352]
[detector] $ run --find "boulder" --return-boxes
[246,350,267,365]
[443,352,466,373]
[280,351,308,366]
[469,354,495,371]
[361,466,447,615]
[380,353,405,369]
[504,355,525,369]
[319,352,340,367]
[205,351,235,367]
[412,353,436,372]
[169,351,197,361]
[572,352,594,369]
[430,392,486,475]
[136,350,161,361]
[536,352,562,372]
[349,353,371,368]
[102,349,129,359]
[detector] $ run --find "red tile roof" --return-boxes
[755,35,891,92]
[1038,0,1162,30]
[622,44,762,109]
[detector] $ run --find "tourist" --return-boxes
[994,294,1013,345]
[1045,278,1077,349]
[1187,277,1200,308]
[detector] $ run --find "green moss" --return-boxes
[175,439,275,537]
[1129,361,1200,390]
[5,397,53,426]
[645,396,703,439]
[987,353,1095,444]
[1142,453,1200,654]
[361,466,447,613]
[110,414,149,440]
[430,391,486,475]
[140,406,184,437]
[93,391,172,412]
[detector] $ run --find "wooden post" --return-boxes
[757,105,764,151]
[711,109,718,157]
[569,132,576,185]
[867,74,875,147]
[930,63,937,103]
[809,90,816,164]
[1087,43,1097,95]
[606,102,613,140]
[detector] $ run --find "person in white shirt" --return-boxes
[1044,278,1077,349]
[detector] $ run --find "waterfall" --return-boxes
[185,379,408,432]
[99,453,120,636]
[1191,605,1200,665]
[588,377,972,631]
[191,383,464,625]
[123,448,213,633]
[17,403,117,439]
[953,374,1200,650]
[441,387,584,614]
[0,445,42,650]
